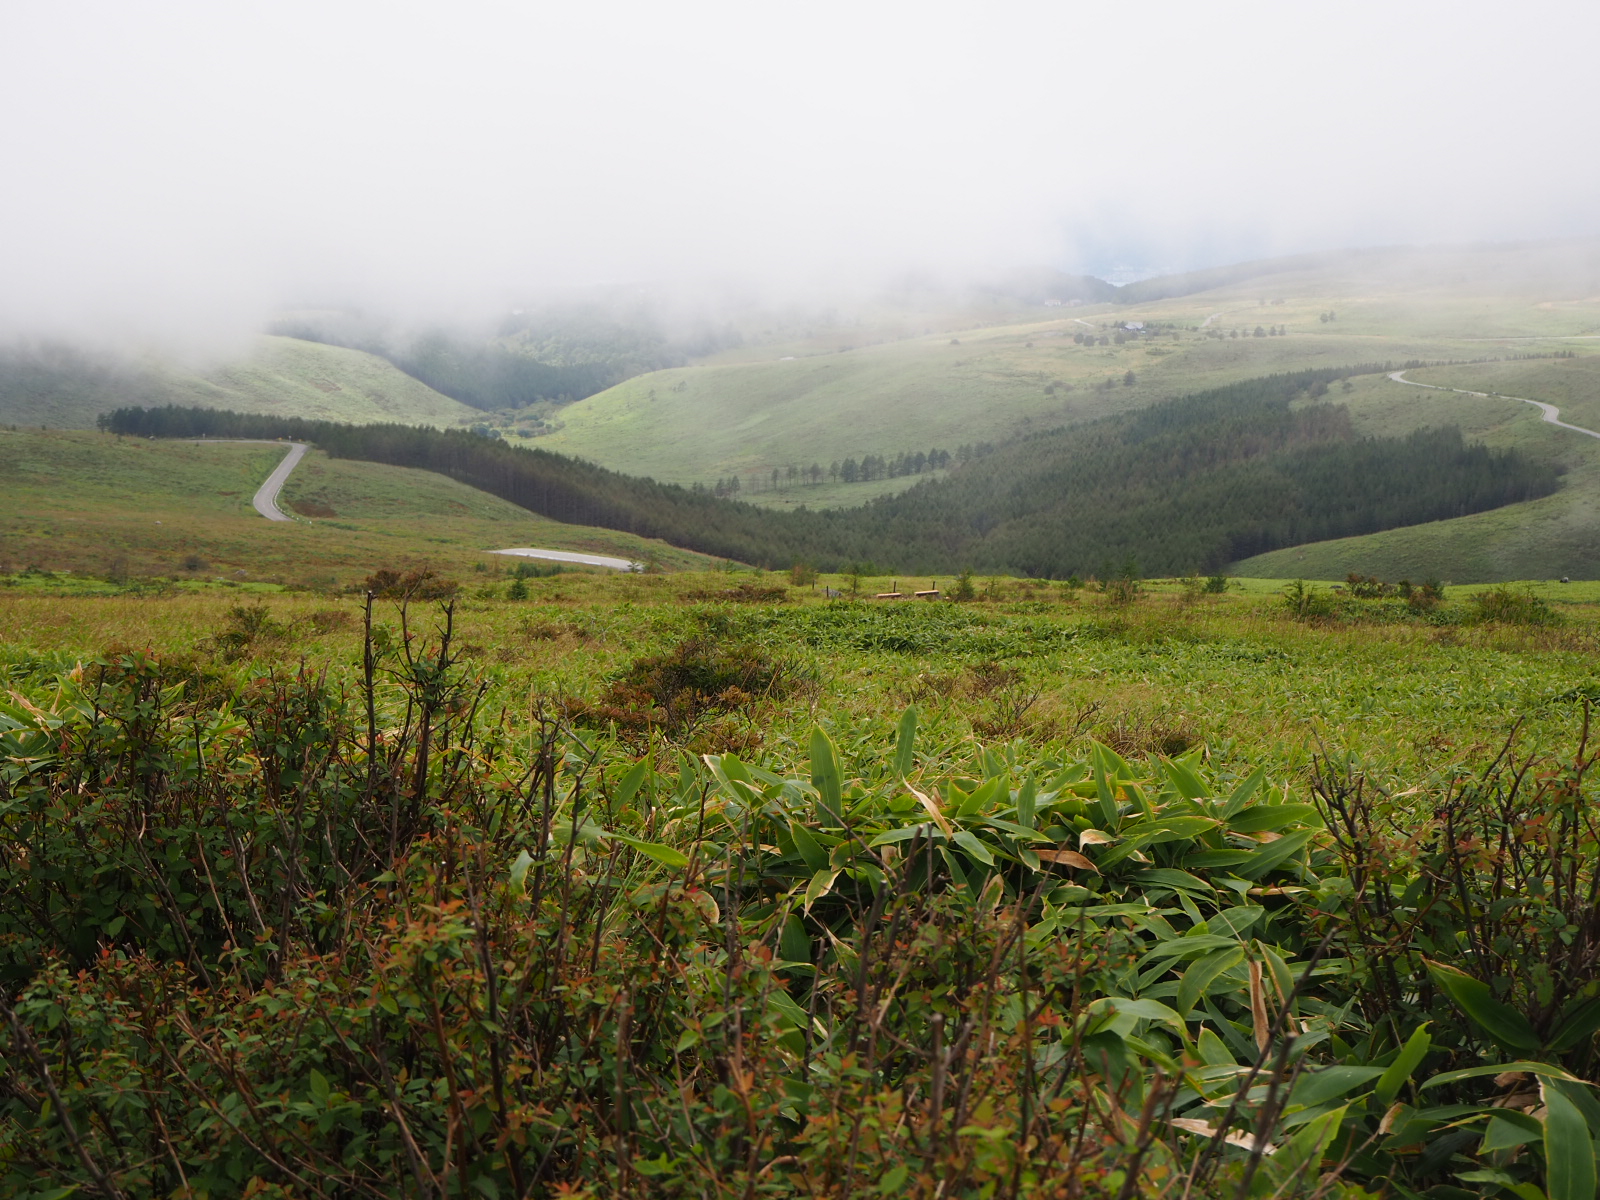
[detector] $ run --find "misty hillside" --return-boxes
[533,240,1600,495]
[102,364,1560,577]
[0,336,478,430]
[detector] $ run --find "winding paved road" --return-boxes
[185,439,308,521]
[193,438,645,567]
[1388,371,1600,441]
[252,442,309,520]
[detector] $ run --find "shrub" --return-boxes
[362,566,460,600]
[570,634,796,740]
[1470,583,1557,626]
[1283,578,1336,620]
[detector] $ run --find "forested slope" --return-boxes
[103,365,1559,575]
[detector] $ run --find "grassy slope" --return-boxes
[1234,355,1600,581]
[534,248,1600,493]
[0,430,715,583]
[0,336,480,430]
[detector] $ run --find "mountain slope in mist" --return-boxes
[100,363,1560,580]
[0,336,478,430]
[534,241,1600,495]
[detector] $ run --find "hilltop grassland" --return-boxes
[0,335,479,430]
[1235,353,1600,581]
[532,250,1600,495]
[0,430,715,583]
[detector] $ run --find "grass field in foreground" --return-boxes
[5,564,1600,1194]
[0,430,715,584]
[4,568,1598,785]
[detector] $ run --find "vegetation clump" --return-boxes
[1471,583,1560,626]
[570,632,797,743]
[361,565,460,600]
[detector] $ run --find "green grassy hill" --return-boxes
[532,242,1600,496]
[0,336,479,430]
[0,429,714,584]
[1234,356,1600,581]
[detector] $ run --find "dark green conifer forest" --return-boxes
[103,365,1559,574]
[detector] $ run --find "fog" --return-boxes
[2,0,1597,350]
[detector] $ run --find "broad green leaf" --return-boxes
[1268,1103,1347,1188]
[952,830,996,866]
[1228,803,1319,833]
[704,753,758,804]
[1016,776,1037,830]
[1232,828,1317,879]
[1177,946,1245,1016]
[1209,906,1264,938]
[1375,1024,1431,1106]
[1542,1078,1596,1200]
[955,776,1006,819]
[508,849,535,892]
[1549,995,1600,1054]
[1161,756,1210,800]
[894,706,918,778]
[605,833,690,870]
[1092,757,1119,828]
[768,987,815,1033]
[1121,816,1221,844]
[866,823,938,848]
[1183,849,1256,870]
[1426,961,1541,1053]
[1196,1027,1236,1066]
[790,821,828,870]
[1108,996,1184,1026]
[1138,935,1242,964]
[803,868,839,911]
[1482,1111,1543,1153]
[612,759,652,810]
[1291,1065,1385,1109]
[1221,767,1266,819]
[809,727,843,822]
[1422,1061,1583,1089]
[779,914,811,965]
[1132,867,1215,894]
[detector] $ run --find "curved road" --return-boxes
[1388,371,1600,441]
[252,442,309,520]
[194,438,644,567]
[185,438,308,521]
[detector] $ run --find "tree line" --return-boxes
[102,362,1559,576]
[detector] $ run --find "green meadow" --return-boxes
[5,567,1600,1195]
[0,429,715,583]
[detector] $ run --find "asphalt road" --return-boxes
[491,547,640,571]
[1388,371,1600,441]
[251,442,309,520]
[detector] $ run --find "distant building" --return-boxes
[1123,321,1145,332]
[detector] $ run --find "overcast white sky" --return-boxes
[2,0,1597,343]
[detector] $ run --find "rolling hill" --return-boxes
[1233,356,1600,581]
[530,240,1600,502]
[0,429,714,584]
[0,335,479,431]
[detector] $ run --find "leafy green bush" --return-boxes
[1471,584,1558,626]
